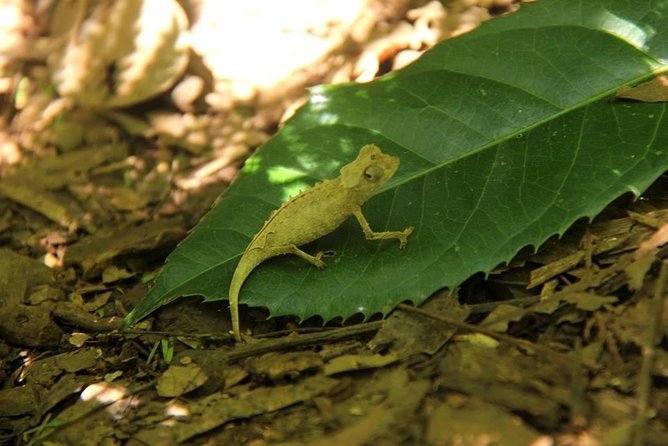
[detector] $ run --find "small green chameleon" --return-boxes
[229,144,414,341]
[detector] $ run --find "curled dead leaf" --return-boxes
[49,0,189,108]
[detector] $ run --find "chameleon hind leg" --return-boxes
[271,244,327,269]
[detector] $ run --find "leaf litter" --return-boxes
[0,1,667,445]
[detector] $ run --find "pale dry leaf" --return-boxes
[49,0,189,108]
[0,0,30,69]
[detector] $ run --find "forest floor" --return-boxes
[0,1,666,445]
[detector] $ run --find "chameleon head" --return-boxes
[339,144,400,197]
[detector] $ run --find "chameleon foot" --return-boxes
[398,226,415,249]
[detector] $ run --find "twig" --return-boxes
[467,295,541,314]
[632,260,667,446]
[119,324,371,342]
[227,321,383,361]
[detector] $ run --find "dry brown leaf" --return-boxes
[245,351,324,381]
[625,251,657,290]
[0,385,41,417]
[323,352,399,375]
[369,290,469,356]
[156,363,208,397]
[439,342,566,427]
[65,218,185,278]
[26,348,101,386]
[132,375,338,444]
[480,303,526,332]
[559,291,617,311]
[309,367,429,446]
[616,74,668,102]
[610,298,668,347]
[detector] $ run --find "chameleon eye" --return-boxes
[364,165,384,182]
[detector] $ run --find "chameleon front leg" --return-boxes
[352,208,414,248]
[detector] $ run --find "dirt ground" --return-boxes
[0,1,667,445]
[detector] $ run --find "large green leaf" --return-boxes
[124,0,668,327]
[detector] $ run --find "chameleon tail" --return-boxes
[228,254,264,342]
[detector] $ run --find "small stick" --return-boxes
[632,260,667,446]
